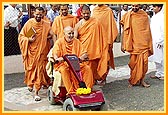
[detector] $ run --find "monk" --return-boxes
[52,4,78,39]
[51,26,94,94]
[92,4,118,85]
[120,4,153,88]
[75,5,108,85]
[18,7,56,101]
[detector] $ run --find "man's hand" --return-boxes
[48,57,55,63]
[157,44,163,49]
[109,44,112,49]
[79,53,89,61]
[29,34,36,42]
[47,34,52,39]
[4,21,11,27]
[121,45,126,53]
[49,57,64,64]
[55,57,64,63]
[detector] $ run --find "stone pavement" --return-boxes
[4,61,161,111]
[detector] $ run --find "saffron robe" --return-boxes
[120,10,153,85]
[18,18,51,90]
[92,5,118,80]
[76,17,108,80]
[52,38,94,94]
[52,14,78,39]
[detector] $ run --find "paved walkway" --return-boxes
[4,62,159,111]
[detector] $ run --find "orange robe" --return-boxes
[120,10,153,85]
[43,16,52,26]
[52,14,78,39]
[43,16,53,48]
[76,17,108,81]
[52,38,94,94]
[92,5,118,80]
[18,18,51,90]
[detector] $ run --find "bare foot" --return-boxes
[135,81,141,86]
[34,95,41,101]
[159,77,164,80]
[141,81,150,88]
[42,85,48,89]
[96,79,106,86]
[28,87,33,92]
[128,84,133,88]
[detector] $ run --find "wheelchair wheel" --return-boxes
[47,86,57,105]
[63,98,80,111]
[99,103,108,111]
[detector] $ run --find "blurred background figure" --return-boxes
[90,4,97,16]
[71,4,79,16]
[149,4,164,80]
[4,4,22,56]
[47,4,59,24]
[21,5,35,29]
[76,4,83,20]
[117,4,128,33]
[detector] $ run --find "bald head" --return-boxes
[81,5,91,20]
[82,4,90,11]
[64,26,74,42]
[64,26,74,34]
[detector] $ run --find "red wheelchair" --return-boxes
[47,54,107,111]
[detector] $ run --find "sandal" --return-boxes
[128,84,133,88]
[141,82,150,88]
[28,87,33,92]
[34,95,41,101]
[96,79,106,86]
[150,76,164,80]
[42,85,48,89]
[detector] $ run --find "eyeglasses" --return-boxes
[66,32,74,35]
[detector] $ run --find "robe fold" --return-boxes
[92,5,118,70]
[52,14,78,39]
[77,17,108,80]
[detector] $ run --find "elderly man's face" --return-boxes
[132,4,140,12]
[82,9,90,20]
[65,30,74,43]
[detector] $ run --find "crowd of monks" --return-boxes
[18,4,153,101]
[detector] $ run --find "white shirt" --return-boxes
[117,10,128,31]
[47,9,59,22]
[4,5,20,28]
[71,4,79,16]
[149,11,164,64]
[90,5,97,16]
